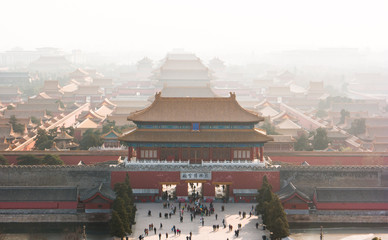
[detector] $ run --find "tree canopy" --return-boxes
[17,154,42,165]
[34,129,54,150]
[109,211,126,238]
[0,155,8,165]
[9,115,25,134]
[102,120,122,135]
[16,154,64,165]
[312,127,329,150]
[42,154,64,165]
[109,174,137,238]
[79,129,103,150]
[349,118,366,136]
[260,119,279,135]
[339,109,350,124]
[294,133,312,151]
[256,175,289,240]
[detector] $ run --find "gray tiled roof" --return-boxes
[0,186,77,201]
[314,187,388,203]
[276,182,311,202]
[79,183,116,201]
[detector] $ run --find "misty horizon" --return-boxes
[1,0,388,57]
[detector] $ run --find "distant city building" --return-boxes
[0,72,32,86]
[152,50,214,97]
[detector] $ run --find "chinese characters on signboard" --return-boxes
[181,172,211,180]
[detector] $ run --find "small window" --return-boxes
[192,123,200,131]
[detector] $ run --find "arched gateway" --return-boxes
[115,92,279,202]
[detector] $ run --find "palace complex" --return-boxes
[114,92,278,202]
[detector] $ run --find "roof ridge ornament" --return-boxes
[229,92,236,99]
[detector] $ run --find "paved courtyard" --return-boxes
[129,202,269,240]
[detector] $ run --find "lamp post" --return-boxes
[82,225,86,240]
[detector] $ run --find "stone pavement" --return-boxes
[129,202,269,240]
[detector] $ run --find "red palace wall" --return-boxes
[283,202,309,210]
[282,196,310,210]
[0,201,78,209]
[314,202,388,210]
[84,203,111,210]
[111,171,280,201]
[269,154,388,166]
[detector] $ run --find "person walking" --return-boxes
[215,214,218,220]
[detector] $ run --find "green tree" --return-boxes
[42,154,64,165]
[315,109,328,118]
[260,119,278,135]
[17,154,42,165]
[349,118,366,136]
[79,129,103,150]
[312,128,329,150]
[65,126,75,137]
[112,197,131,234]
[30,116,41,126]
[256,175,289,240]
[102,120,121,135]
[6,105,15,110]
[271,217,290,239]
[294,133,312,151]
[0,155,8,165]
[339,109,350,124]
[34,129,54,150]
[55,100,65,109]
[112,174,137,233]
[9,115,25,134]
[124,174,136,225]
[109,210,126,239]
[256,175,273,216]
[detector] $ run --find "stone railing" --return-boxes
[124,159,190,167]
[202,159,265,167]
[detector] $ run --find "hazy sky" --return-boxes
[1,0,388,55]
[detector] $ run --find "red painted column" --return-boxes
[251,147,254,161]
[230,148,233,160]
[209,147,213,161]
[157,147,161,160]
[128,147,132,159]
[136,147,140,160]
[179,148,182,160]
[260,146,264,162]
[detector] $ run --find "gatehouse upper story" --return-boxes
[119,92,273,163]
